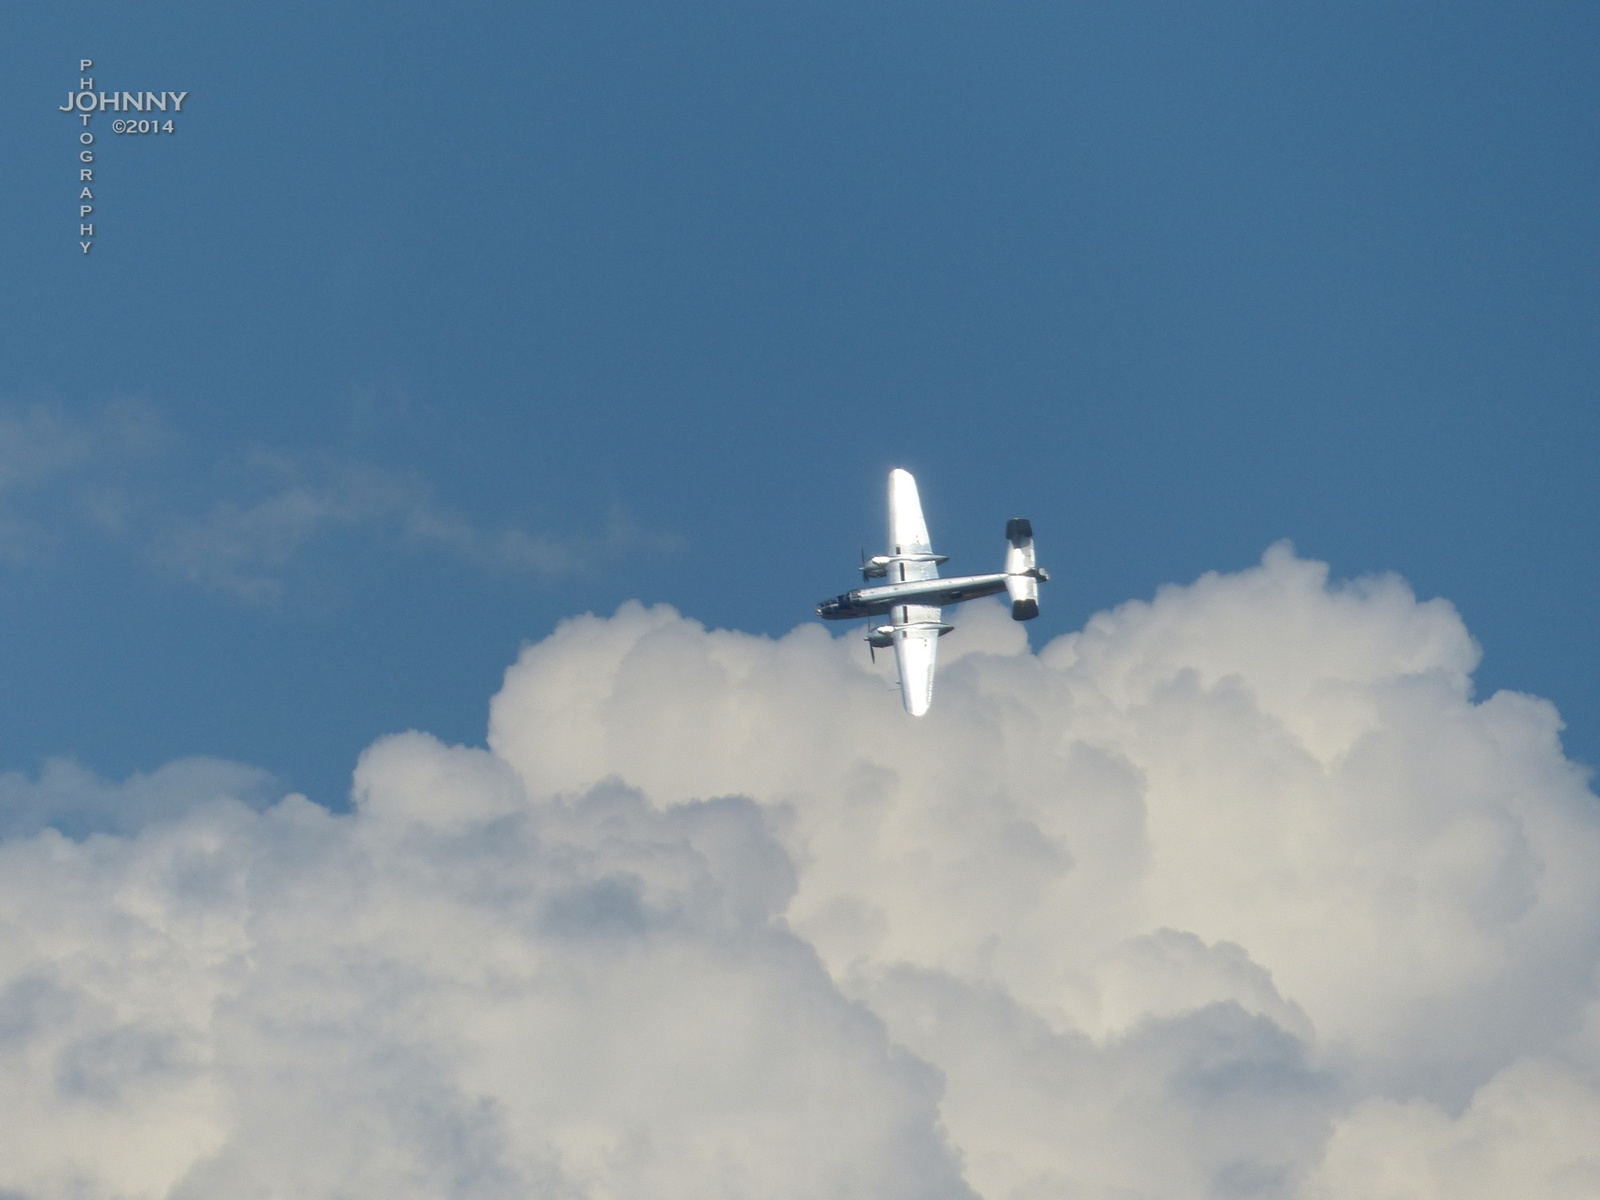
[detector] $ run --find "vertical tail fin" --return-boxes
[1004,518,1044,620]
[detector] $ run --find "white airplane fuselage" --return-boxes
[815,572,1011,621]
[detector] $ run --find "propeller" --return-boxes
[860,547,876,663]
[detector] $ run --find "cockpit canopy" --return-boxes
[816,592,860,619]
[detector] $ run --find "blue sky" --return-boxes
[3,2,1598,806]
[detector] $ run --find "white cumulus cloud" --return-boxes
[2,545,1599,1198]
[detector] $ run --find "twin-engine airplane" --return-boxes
[817,469,1047,715]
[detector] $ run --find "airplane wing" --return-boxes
[888,470,941,714]
[888,469,938,583]
[892,604,941,716]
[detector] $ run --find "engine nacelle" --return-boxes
[867,626,895,648]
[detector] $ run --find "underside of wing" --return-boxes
[888,469,938,583]
[892,604,941,716]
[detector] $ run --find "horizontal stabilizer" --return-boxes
[1004,518,1045,621]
